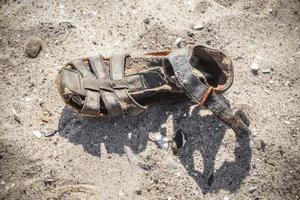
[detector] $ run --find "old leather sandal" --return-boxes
[57,44,250,135]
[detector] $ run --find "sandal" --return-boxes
[57,44,250,135]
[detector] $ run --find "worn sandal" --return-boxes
[57,44,250,134]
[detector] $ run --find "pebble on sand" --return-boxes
[24,37,42,58]
[249,186,257,193]
[175,37,182,48]
[193,21,205,30]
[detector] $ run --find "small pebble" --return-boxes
[250,61,259,72]
[224,196,230,200]
[193,21,205,30]
[33,130,57,138]
[187,31,195,37]
[175,37,182,48]
[12,108,21,124]
[135,189,142,195]
[24,37,42,58]
[143,18,150,25]
[249,186,257,193]
[262,69,273,74]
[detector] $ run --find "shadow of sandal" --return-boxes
[58,99,251,193]
[174,105,251,193]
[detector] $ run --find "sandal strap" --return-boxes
[88,55,106,79]
[166,48,250,135]
[70,59,94,78]
[165,48,211,104]
[205,93,250,135]
[79,53,146,117]
[110,54,127,80]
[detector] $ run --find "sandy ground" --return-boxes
[0,0,299,199]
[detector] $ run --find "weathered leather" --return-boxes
[58,45,249,135]
[165,48,211,103]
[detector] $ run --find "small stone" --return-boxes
[24,97,32,102]
[143,18,150,25]
[127,132,132,139]
[249,186,257,193]
[284,81,292,87]
[224,196,230,200]
[262,68,273,74]
[135,189,142,195]
[24,37,42,58]
[175,37,182,48]
[12,108,21,124]
[90,10,97,16]
[149,133,169,151]
[283,120,291,125]
[250,61,259,72]
[260,140,266,151]
[187,31,195,37]
[193,22,205,30]
[33,130,57,138]
[41,116,51,123]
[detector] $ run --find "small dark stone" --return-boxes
[138,162,152,171]
[187,31,195,37]
[24,38,42,58]
[260,140,266,151]
[135,190,142,195]
[143,18,150,25]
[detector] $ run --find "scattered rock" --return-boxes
[137,162,152,171]
[143,18,150,25]
[249,186,257,193]
[193,21,205,30]
[24,97,32,102]
[149,133,169,151]
[224,196,230,200]
[135,189,142,195]
[127,132,132,139]
[187,31,195,37]
[175,37,182,48]
[12,108,21,124]
[59,21,76,29]
[284,81,292,87]
[90,10,97,16]
[283,120,291,125]
[250,60,259,74]
[260,140,266,151]
[262,68,273,74]
[41,116,51,123]
[33,130,57,138]
[24,37,42,58]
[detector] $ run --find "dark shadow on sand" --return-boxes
[58,101,251,193]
